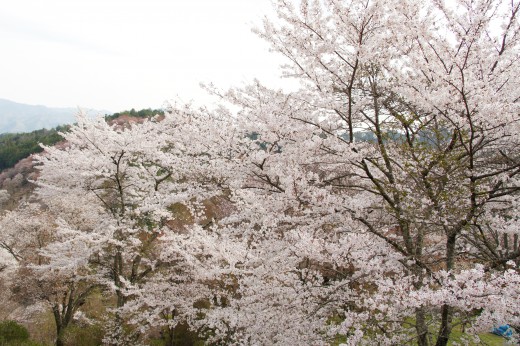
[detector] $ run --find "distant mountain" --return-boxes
[0,98,106,134]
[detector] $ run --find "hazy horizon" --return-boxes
[0,98,110,133]
[0,0,289,112]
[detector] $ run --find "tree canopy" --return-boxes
[0,126,67,171]
[1,0,519,345]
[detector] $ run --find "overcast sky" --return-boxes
[0,0,288,112]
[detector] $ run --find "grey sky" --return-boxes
[0,0,288,112]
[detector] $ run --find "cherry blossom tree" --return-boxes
[28,0,520,345]
[0,203,53,267]
[0,201,100,346]
[193,0,520,344]
[34,110,241,344]
[35,115,175,343]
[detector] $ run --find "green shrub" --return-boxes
[0,340,42,346]
[61,324,104,346]
[0,320,29,343]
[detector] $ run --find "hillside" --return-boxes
[0,108,164,172]
[0,127,68,171]
[0,98,106,134]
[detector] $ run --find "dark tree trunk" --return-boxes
[416,307,429,346]
[435,304,451,346]
[435,233,456,346]
[53,305,64,346]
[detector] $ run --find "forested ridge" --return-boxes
[0,109,164,172]
[0,127,67,171]
[103,108,164,122]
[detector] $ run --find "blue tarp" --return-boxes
[491,325,513,338]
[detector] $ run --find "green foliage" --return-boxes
[104,108,164,122]
[0,320,43,346]
[60,324,104,346]
[445,331,504,346]
[0,126,68,171]
[0,340,43,346]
